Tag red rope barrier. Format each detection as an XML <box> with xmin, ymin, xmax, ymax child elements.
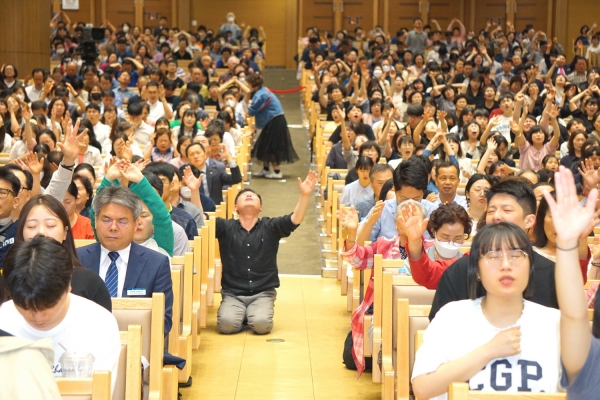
<box><xmin>266</xmin><ymin>86</ymin><xmax>306</xmax><ymax>94</ymax></box>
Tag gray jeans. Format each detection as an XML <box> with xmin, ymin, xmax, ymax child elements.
<box><xmin>217</xmin><ymin>289</ymin><xmax>277</xmax><ymax>334</ymax></box>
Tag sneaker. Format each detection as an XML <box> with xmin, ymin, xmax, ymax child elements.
<box><xmin>254</xmin><ymin>168</ymin><xmax>269</xmax><ymax>177</ymax></box>
<box><xmin>266</xmin><ymin>171</ymin><xmax>283</xmax><ymax>179</ymax></box>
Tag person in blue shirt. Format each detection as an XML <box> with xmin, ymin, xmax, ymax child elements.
<box><xmin>358</xmin><ymin>157</ymin><xmax>438</xmax><ymax>243</ymax></box>
<box><xmin>241</xmin><ymin>74</ymin><xmax>299</xmax><ymax>179</ymax></box>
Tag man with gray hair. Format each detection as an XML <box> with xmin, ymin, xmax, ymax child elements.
<box><xmin>76</xmin><ymin>185</ymin><xmax>174</xmax><ymax>335</ymax></box>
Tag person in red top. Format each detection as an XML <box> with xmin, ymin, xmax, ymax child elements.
<box><xmin>399</xmin><ymin>202</ymin><xmax>472</xmax><ymax>290</ymax></box>
<box><xmin>62</xmin><ymin>180</ymin><xmax>95</xmax><ymax>240</ymax></box>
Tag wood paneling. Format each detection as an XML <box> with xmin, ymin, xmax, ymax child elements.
<box><xmin>302</xmin><ymin>0</ymin><xmax>335</xmax><ymax>36</ymax></box>
<box><xmin>60</xmin><ymin>0</ymin><xmax>93</xmax><ymax>25</ymax></box>
<box><xmin>190</xmin><ymin>0</ymin><xmax>288</xmax><ymax>67</ymax></box>
<box><xmin>142</xmin><ymin>0</ymin><xmax>171</xmax><ymax>30</ymax></box>
<box><xmin>341</xmin><ymin>0</ymin><xmax>374</xmax><ymax>32</ymax></box>
<box><xmin>428</xmin><ymin>0</ymin><xmax>463</xmax><ymax>31</ymax></box>
<box><xmin>0</xmin><ymin>0</ymin><xmax>50</xmax><ymax>74</ymax></box>
<box><xmin>564</xmin><ymin>0</ymin><xmax>600</xmax><ymax>61</ymax></box>
<box><xmin>472</xmin><ymin>1</ymin><xmax>507</xmax><ymax>32</ymax></box>
<box><xmin>513</xmin><ymin>0</ymin><xmax>548</xmax><ymax>34</ymax></box>
<box><xmin>385</xmin><ymin>1</ymin><xmax>420</xmax><ymax>34</ymax></box>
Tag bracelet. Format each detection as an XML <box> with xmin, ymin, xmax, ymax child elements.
<box><xmin>555</xmin><ymin>243</ymin><xmax>579</xmax><ymax>251</ymax></box>
<box><xmin>60</xmin><ymin>162</ymin><xmax>75</xmax><ymax>171</ymax></box>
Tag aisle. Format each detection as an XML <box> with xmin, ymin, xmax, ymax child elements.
<box><xmin>180</xmin><ymin>275</ymin><xmax>381</xmax><ymax>399</ymax></box>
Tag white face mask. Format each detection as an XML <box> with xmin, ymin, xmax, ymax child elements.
<box><xmin>159</xmin><ymin>38</ymin><xmax>166</xmax><ymax>43</ymax></box>
<box><xmin>239</xmin><ymin>78</ymin><xmax>246</xmax><ymax>84</ymax></box>
<box><xmin>373</xmin><ymin>69</ymin><xmax>383</xmax><ymax>78</ymax></box>
<box><xmin>382</xmin><ymin>65</ymin><xmax>390</xmax><ymax>73</ymax></box>
<box><xmin>226</xmin><ymin>99</ymin><xmax>236</xmax><ymax>108</ymax></box>
<box><xmin>434</xmin><ymin>237</ymin><xmax>461</xmax><ymax>259</ymax></box>
<box><xmin>251</xmin><ymin>43</ymin><xmax>258</xmax><ymax>49</ymax></box>
<box><xmin>180</xmin><ymin>186</ymin><xmax>191</xmax><ymax>199</ymax></box>
<box><xmin>220</xmin><ymin>39</ymin><xmax>225</xmax><ymax>46</ymax></box>
<box><xmin>514</xmin><ymin>51</ymin><xmax>522</xmax><ymax>56</ymax></box>
<box><xmin>228</xmin><ymin>17</ymin><xmax>234</xmax><ymax>23</ymax></box>
<box><xmin>16</xmin><ymin>94</ymin><xmax>24</xmax><ymax>101</ymax></box>
<box><xmin>123</xmin><ymin>26</ymin><xmax>130</xmax><ymax>33</ymax></box>
<box><xmin>56</xmin><ymin>48</ymin><xmax>65</xmax><ymax>55</ymax></box>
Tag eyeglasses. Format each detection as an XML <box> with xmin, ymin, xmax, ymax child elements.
<box><xmin>0</xmin><ymin>188</ymin><xmax>15</xmax><ymax>198</ymax></box>
<box><xmin>99</xmin><ymin>217</ymin><xmax>132</xmax><ymax>229</ymax></box>
<box><xmin>480</xmin><ymin>250</ymin><xmax>528</xmax><ymax>268</ymax></box>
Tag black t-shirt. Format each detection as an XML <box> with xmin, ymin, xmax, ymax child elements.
<box><xmin>327</xmin><ymin>123</ymin><xmax>376</xmax><ymax>144</ymax></box>
<box><xmin>174</xmin><ymin>51</ymin><xmax>192</xmax><ymax>60</ymax></box>
<box><xmin>205</xmin><ymin>98</ymin><xmax>221</xmax><ymax>111</ymax></box>
<box><xmin>429</xmin><ymin>251</ymin><xmax>558</xmax><ymax>321</ymax></box>
<box><xmin>170</xmin><ymin>77</ymin><xmax>185</xmax><ymax>89</ymax></box>
<box><xmin>571</xmin><ymin>110</ymin><xmax>594</xmax><ymax>133</ymax></box>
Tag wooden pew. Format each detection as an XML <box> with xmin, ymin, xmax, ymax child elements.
<box><xmin>114</xmin><ymin>325</ymin><xmax>142</xmax><ymax>400</ymax></box>
<box><xmin>372</xmin><ymin>255</ymin><xmax>435</xmax><ymax>384</ymax></box>
<box><xmin>169</xmin><ymin>252</ymin><xmax>194</xmax><ymax>384</ymax></box>
<box><xmin>56</xmin><ymin>370</ymin><xmax>111</xmax><ymax>400</ymax></box>
<box><xmin>448</xmin><ymin>382</ymin><xmax>566</xmax><ymax>399</ymax></box>
<box><xmin>111</xmin><ymin>293</ymin><xmax>167</xmax><ymax>400</ymax></box>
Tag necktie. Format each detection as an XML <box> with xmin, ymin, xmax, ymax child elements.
<box><xmin>559</xmin><ymin>67</ymin><xmax>565</xmax><ymax>75</ymax></box>
<box><xmin>105</xmin><ymin>252</ymin><xmax>120</xmax><ymax>298</ymax></box>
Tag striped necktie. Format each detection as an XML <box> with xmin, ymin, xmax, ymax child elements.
<box><xmin>105</xmin><ymin>251</ymin><xmax>120</xmax><ymax>298</ymax></box>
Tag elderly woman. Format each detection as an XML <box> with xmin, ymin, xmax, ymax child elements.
<box><xmin>398</xmin><ymin>202</ymin><xmax>472</xmax><ymax>290</ymax></box>
<box><xmin>339</xmin><ymin>199</ymin><xmax>430</xmax><ymax>377</ymax></box>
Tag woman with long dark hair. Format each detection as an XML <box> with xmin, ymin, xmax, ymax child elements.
<box><xmin>15</xmin><ymin>195</ymin><xmax>111</xmax><ymax>311</ymax></box>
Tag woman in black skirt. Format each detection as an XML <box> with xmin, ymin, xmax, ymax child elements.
<box><xmin>242</xmin><ymin>74</ymin><xmax>299</xmax><ymax>179</ymax></box>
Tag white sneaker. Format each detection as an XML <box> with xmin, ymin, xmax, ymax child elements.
<box><xmin>254</xmin><ymin>168</ymin><xmax>269</xmax><ymax>177</ymax></box>
<box><xmin>266</xmin><ymin>171</ymin><xmax>283</xmax><ymax>179</ymax></box>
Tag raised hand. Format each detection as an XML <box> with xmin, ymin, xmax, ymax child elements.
<box><xmin>182</xmin><ymin>166</ymin><xmax>201</xmax><ymax>191</ymax></box>
<box><xmin>298</xmin><ymin>170</ymin><xmax>318</xmax><ymax>196</ymax></box>
<box><xmin>338</xmin><ymin>206</ymin><xmax>359</xmax><ymax>231</ymax></box>
<box><xmin>509</xmin><ymin>120</ymin><xmax>522</xmax><ymax>135</ymax></box>
<box><xmin>396</xmin><ymin>202</ymin><xmax>429</xmax><ymax>243</ymax></box>
<box><xmin>117</xmin><ymin>160</ymin><xmax>144</xmax><ymax>183</ymax></box>
<box><xmin>437</xmin><ymin>110</ymin><xmax>447</xmax><ymax>122</ymax></box>
<box><xmin>134</xmin><ymin>157</ymin><xmax>150</xmax><ymax>171</ymax></box>
<box><xmin>486</xmin><ymin>138</ymin><xmax>498</xmax><ymax>151</ymax></box>
<box><xmin>24</xmin><ymin>152</ymin><xmax>43</xmax><ymax>175</ymax></box>
<box><xmin>578</xmin><ymin>158</ymin><xmax>600</xmax><ymax>192</ymax></box>
<box><xmin>105</xmin><ymin>157</ymin><xmax>122</xmax><ymax>182</ymax></box>
<box><xmin>56</xmin><ymin>118</ymin><xmax>83</xmax><ymax>165</ymax></box>
<box><xmin>544</xmin><ymin>166</ymin><xmax>599</xmax><ymax>247</ymax></box>
<box><xmin>367</xmin><ymin>200</ymin><xmax>385</xmax><ymax>224</ymax></box>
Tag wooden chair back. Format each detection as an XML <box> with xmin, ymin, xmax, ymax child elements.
<box><xmin>56</xmin><ymin>370</ymin><xmax>111</xmax><ymax>400</ymax></box>
<box><xmin>113</xmin><ymin>325</ymin><xmax>142</xmax><ymax>400</ymax></box>
<box><xmin>111</xmin><ymin>293</ymin><xmax>164</xmax><ymax>400</ymax></box>
<box><xmin>74</xmin><ymin>239</ymin><xmax>97</xmax><ymax>248</ymax></box>
<box><xmin>169</xmin><ymin>252</ymin><xmax>194</xmax><ymax>383</ymax></box>
<box><xmin>448</xmin><ymin>382</ymin><xmax>566</xmax><ymax>399</ymax></box>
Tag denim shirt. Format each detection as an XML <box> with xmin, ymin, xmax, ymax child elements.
<box><xmin>361</xmin><ymin>198</ymin><xmax>438</xmax><ymax>242</ymax></box>
<box><xmin>247</xmin><ymin>86</ymin><xmax>284</xmax><ymax>129</ymax></box>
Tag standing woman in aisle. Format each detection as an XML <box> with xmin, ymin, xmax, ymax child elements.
<box><xmin>241</xmin><ymin>74</ymin><xmax>299</xmax><ymax>179</ymax></box>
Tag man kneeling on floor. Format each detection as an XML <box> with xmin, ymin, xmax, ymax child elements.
<box><xmin>216</xmin><ymin>171</ymin><xmax>318</xmax><ymax>334</ymax></box>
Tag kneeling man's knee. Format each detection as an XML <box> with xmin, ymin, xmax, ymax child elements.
<box><xmin>248</xmin><ymin>316</ymin><xmax>273</xmax><ymax>334</ymax></box>
<box><xmin>217</xmin><ymin>315</ymin><xmax>244</xmax><ymax>334</ymax></box>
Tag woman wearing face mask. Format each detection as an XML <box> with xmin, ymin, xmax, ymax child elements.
<box><xmin>241</xmin><ymin>74</ymin><xmax>299</xmax><ymax>178</ymax></box>
<box><xmin>399</xmin><ymin>202</ymin><xmax>471</xmax><ymax>289</ymax></box>
<box><xmin>219</xmin><ymin>12</ymin><xmax>242</xmax><ymax>40</ymax></box>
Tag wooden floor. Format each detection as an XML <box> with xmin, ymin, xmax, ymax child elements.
<box><xmin>180</xmin><ymin>275</ymin><xmax>381</xmax><ymax>399</ymax></box>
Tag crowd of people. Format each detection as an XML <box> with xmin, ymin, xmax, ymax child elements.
<box><xmin>299</xmin><ymin>16</ymin><xmax>600</xmax><ymax>399</ymax></box>
<box><xmin>0</xmin><ymin>11</ymin><xmax>308</xmax><ymax>398</ymax></box>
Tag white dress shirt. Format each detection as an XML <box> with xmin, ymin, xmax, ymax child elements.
<box><xmin>93</xmin><ymin>121</ymin><xmax>111</xmax><ymax>145</ymax></box>
<box><xmin>25</xmin><ymin>85</ymin><xmax>44</xmax><ymax>102</ymax></box>
<box><xmin>147</xmin><ymin>100</ymin><xmax>172</xmax><ymax>123</ymax></box>
<box><xmin>99</xmin><ymin>244</ymin><xmax>131</xmax><ymax>297</ymax></box>
<box><xmin>134</xmin><ymin>121</ymin><xmax>154</xmax><ymax>150</ymax></box>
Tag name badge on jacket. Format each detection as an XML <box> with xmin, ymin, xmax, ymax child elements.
<box><xmin>127</xmin><ymin>288</ymin><xmax>147</xmax><ymax>296</ymax></box>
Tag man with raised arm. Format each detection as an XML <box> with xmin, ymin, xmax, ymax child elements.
<box><xmin>216</xmin><ymin>171</ymin><xmax>318</xmax><ymax>335</ymax></box>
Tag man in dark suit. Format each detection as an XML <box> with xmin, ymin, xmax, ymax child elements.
<box><xmin>186</xmin><ymin>142</ymin><xmax>242</xmax><ymax>204</ymax></box>
<box><xmin>76</xmin><ymin>184</ymin><xmax>174</xmax><ymax>335</ymax></box>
